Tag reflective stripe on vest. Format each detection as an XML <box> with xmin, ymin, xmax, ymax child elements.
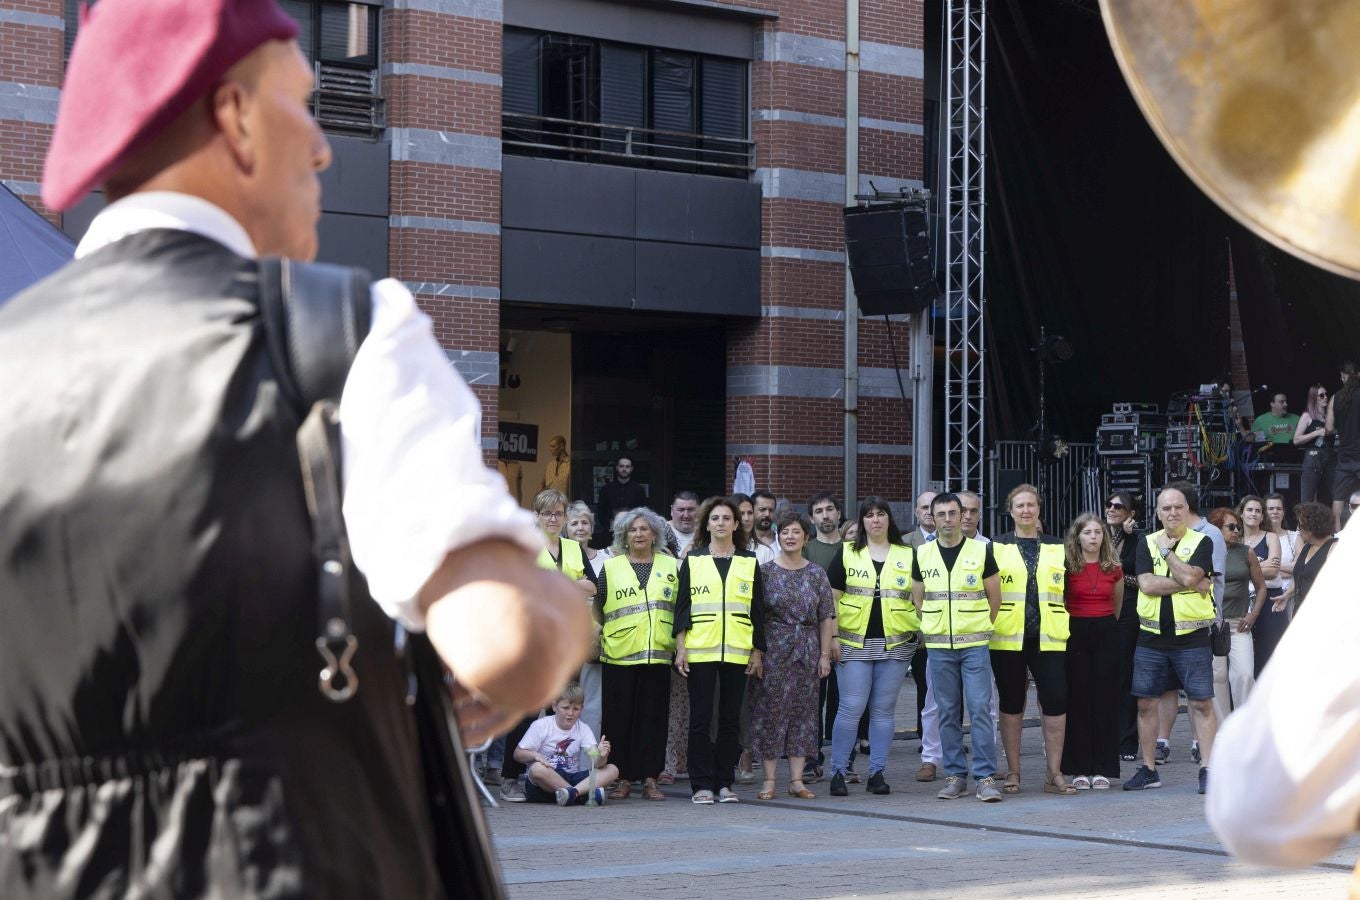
<box><xmin>990</xmin><ymin>541</ymin><xmax>1070</xmax><ymax>651</ymax></box>
<box><xmin>537</xmin><ymin>536</ymin><xmax>586</xmax><ymax>582</ymax></box>
<box><xmin>838</xmin><ymin>543</ymin><xmax>919</xmax><ymax>650</ymax></box>
<box><xmin>600</xmin><ymin>553</ymin><xmax>679</xmax><ymax>665</ymax></box>
<box><xmin>1135</xmin><ymin>529</ymin><xmax>1216</xmax><ymax>636</ymax></box>
<box><xmin>684</xmin><ymin>554</ymin><xmax>757</xmax><ymax>664</ymax></box>
<box><xmin>916</xmin><ymin>538</ymin><xmax>993</xmax><ymax>649</ymax></box>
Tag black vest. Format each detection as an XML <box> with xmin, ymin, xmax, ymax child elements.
<box><xmin>0</xmin><ymin>231</ymin><xmax>443</xmax><ymax>898</ymax></box>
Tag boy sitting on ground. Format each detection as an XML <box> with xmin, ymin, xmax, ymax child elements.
<box><xmin>514</xmin><ymin>682</ymin><xmax>618</xmax><ymax>806</ymax></box>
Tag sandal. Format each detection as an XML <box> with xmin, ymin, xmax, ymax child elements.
<box><xmin>1044</xmin><ymin>773</ymin><xmax>1077</xmax><ymax>795</ymax></box>
<box><xmin>1002</xmin><ymin>772</ymin><xmax>1021</xmax><ymax>795</ymax></box>
<box><xmin>757</xmin><ymin>779</ymin><xmax>776</xmax><ymax>801</ymax></box>
<box><xmin>691</xmin><ymin>789</ymin><xmax>715</xmax><ymax>804</ymax></box>
<box><xmin>657</xmin><ymin>772</ymin><xmax>675</xmax><ymax>786</ymax></box>
<box><xmin>787</xmin><ymin>780</ymin><xmax>815</xmax><ymax>800</ymax></box>
<box><xmin>608</xmin><ymin>780</ymin><xmax>631</xmax><ymax>800</ymax></box>
<box><xmin>641</xmin><ymin>778</ymin><xmax>666</xmax><ymax>801</ymax></box>
<box><xmin>1071</xmin><ymin>775</ymin><xmax>1092</xmax><ymax>791</ymax></box>
<box><xmin>1091</xmin><ymin>775</ymin><xmax>1111</xmax><ymax>790</ymax></box>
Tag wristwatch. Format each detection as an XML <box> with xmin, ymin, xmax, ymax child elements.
<box><xmin>1159</xmin><ymin>546</ymin><xmax>1172</xmax><ymax>559</ymax></box>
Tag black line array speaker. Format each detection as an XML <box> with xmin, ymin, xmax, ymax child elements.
<box><xmin>843</xmin><ymin>202</ymin><xmax>940</xmax><ymax>316</ymax></box>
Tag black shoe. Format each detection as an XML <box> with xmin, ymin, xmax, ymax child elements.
<box><xmin>1120</xmin><ymin>752</ymin><xmax>1137</xmax><ymax>762</ymax></box>
<box><xmin>867</xmin><ymin>771</ymin><xmax>890</xmax><ymax>795</ymax></box>
<box><xmin>830</xmin><ymin>771</ymin><xmax>848</xmax><ymax>796</ymax></box>
<box><xmin>1122</xmin><ymin>765</ymin><xmax>1162</xmax><ymax>791</ymax></box>
<box><xmin>1154</xmin><ymin>741</ymin><xmax>1170</xmax><ymax>764</ymax></box>
<box><xmin>1198</xmin><ymin>766</ymin><xmax>1208</xmax><ymax>795</ymax></box>
<box><xmin>1191</xmin><ymin>742</ymin><xmax>1202</xmax><ymax>765</ymax></box>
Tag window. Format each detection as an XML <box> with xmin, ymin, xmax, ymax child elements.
<box><xmin>282</xmin><ymin>1</ymin><xmax>384</xmax><ymax>138</ymax></box>
<box><xmin>65</xmin><ymin>2</ymin><xmax>384</xmax><ymax>139</ymax></box>
<box><xmin>502</xmin><ymin>28</ymin><xmax>751</xmax><ymax>177</ymax></box>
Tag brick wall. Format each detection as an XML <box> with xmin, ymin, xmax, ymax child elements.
<box><xmin>722</xmin><ymin>0</ymin><xmax>925</xmax><ymax>510</ymax></box>
<box><xmin>0</xmin><ymin>0</ymin><xmax>62</xmax><ymax>223</ymax></box>
<box><xmin>383</xmin><ymin>1</ymin><xmax>505</xmax><ymax>464</ymax></box>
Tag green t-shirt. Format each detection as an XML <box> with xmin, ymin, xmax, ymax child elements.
<box><xmin>1252</xmin><ymin>412</ymin><xmax>1299</xmax><ymax>444</ymax></box>
<box><xmin>803</xmin><ymin>537</ymin><xmax>843</xmax><ymax>573</ymax></box>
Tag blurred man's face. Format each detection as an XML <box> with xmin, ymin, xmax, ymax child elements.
<box><xmin>754</xmin><ymin>497</ymin><xmax>776</xmax><ymax>532</ymax></box>
<box><xmin>671</xmin><ymin>498</ymin><xmax>697</xmax><ymax>534</ymax></box>
<box><xmin>810</xmin><ymin>499</ymin><xmax>841</xmax><ymax>535</ymax></box>
<box><xmin>231</xmin><ymin>41</ymin><xmax>332</xmax><ymax>261</ymax></box>
<box><xmin>915</xmin><ymin>491</ymin><xmax>938</xmax><ymax>530</ymax></box>
<box><xmin>960</xmin><ymin>494</ymin><xmax>981</xmax><ymax>537</ymax></box>
<box><xmin>615</xmin><ymin>458</ymin><xmax>633</xmax><ymax>480</ymax></box>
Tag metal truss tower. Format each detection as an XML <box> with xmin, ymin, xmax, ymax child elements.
<box><xmin>941</xmin><ymin>0</ymin><xmax>987</xmax><ymax>491</ymax></box>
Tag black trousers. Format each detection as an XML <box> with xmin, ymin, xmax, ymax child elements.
<box><xmin>1116</xmin><ymin>601</ymin><xmax>1141</xmax><ymax>755</ymax></box>
<box><xmin>501</xmin><ymin>712</ymin><xmax>542</xmax><ymax>779</ymax></box>
<box><xmin>686</xmin><ymin>662</ymin><xmax>747</xmax><ymax>794</ymax></box>
<box><xmin>912</xmin><ymin>643</ymin><xmax>929</xmax><ymax>732</ymax></box>
<box><xmin>1061</xmin><ymin>615</ymin><xmax>1122</xmax><ymax>778</ymax></box>
<box><xmin>601</xmin><ymin>662</ymin><xmax>671</xmax><ymax>781</ymax></box>
<box><xmin>992</xmin><ymin>634</ymin><xmax>1067</xmax><ymax>716</ymax></box>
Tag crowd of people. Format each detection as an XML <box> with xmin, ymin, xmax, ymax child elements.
<box><xmin>487</xmin><ymin>465</ymin><xmax>1346</xmax><ymax>809</ymax></box>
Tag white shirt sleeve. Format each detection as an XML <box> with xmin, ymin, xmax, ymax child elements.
<box><xmin>514</xmin><ymin>717</ymin><xmax>546</xmax><ymax>755</ymax></box>
<box><xmin>339</xmin><ymin>278</ymin><xmax>541</xmax><ymax>630</ymax></box>
<box><xmin>1206</xmin><ymin>524</ymin><xmax>1360</xmax><ymax>866</ymax></box>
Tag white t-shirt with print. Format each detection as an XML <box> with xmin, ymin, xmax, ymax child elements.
<box><xmin>518</xmin><ymin>715</ymin><xmax>597</xmax><ymax>773</ymax></box>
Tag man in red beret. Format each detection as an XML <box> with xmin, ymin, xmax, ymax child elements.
<box><xmin>0</xmin><ymin>0</ymin><xmax>590</xmax><ymax>897</ymax></box>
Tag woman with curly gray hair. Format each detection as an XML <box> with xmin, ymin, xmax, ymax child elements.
<box><xmin>594</xmin><ymin>507</ymin><xmax>676</xmax><ymax>801</ymax></box>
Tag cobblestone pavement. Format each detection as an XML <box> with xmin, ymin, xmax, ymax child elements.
<box><xmin>486</xmin><ymin>690</ymin><xmax>1358</xmax><ymax>899</ymax></box>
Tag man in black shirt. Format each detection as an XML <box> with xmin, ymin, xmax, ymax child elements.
<box><xmin>1126</xmin><ymin>486</ymin><xmax>1216</xmax><ymax>794</ymax></box>
<box><xmin>596</xmin><ymin>456</ymin><xmax>648</xmax><ymax>544</ymax></box>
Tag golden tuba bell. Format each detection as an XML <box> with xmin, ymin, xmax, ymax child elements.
<box><xmin>1099</xmin><ymin>0</ymin><xmax>1360</xmax><ymax>279</ymax></box>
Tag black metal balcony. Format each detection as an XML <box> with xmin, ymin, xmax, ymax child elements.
<box><xmin>502</xmin><ymin>113</ymin><xmax>753</xmax><ymax>178</ymax></box>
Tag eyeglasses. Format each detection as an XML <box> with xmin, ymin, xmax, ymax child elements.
<box><xmin>1106</xmin><ymin>501</ymin><xmax>1125</xmax><ymax>510</ymax></box>
<box><xmin>1223</xmin><ymin>523</ymin><xmax>1241</xmax><ymax>531</ymax></box>
<box><xmin>538</xmin><ymin>510</ymin><xmax>565</xmax><ymax>520</ymax></box>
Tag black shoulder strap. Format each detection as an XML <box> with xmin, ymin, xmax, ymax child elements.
<box><xmin>257</xmin><ymin>257</ymin><xmax>373</xmax><ymax>416</ymax></box>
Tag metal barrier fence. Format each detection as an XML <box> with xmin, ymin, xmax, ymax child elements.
<box><xmin>986</xmin><ymin>441</ymin><xmax>1101</xmax><ymax>538</ymax></box>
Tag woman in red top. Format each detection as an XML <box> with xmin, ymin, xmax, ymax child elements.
<box><xmin>1059</xmin><ymin>512</ymin><xmax>1125</xmax><ymax>790</ymax></box>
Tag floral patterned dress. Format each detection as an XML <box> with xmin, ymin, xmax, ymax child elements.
<box><xmin>749</xmin><ymin>560</ymin><xmax>836</xmax><ymax>761</ymax></box>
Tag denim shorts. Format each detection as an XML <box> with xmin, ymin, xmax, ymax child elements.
<box><xmin>1131</xmin><ymin>644</ymin><xmax>1213</xmax><ymax>700</ymax></box>
<box><xmin>523</xmin><ymin>766</ymin><xmax>592</xmax><ymax>803</ymax></box>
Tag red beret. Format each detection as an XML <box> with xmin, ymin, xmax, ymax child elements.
<box><xmin>42</xmin><ymin>0</ymin><xmax>299</xmax><ymax>212</ymax></box>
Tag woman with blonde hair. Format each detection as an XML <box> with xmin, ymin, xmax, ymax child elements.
<box><xmin>1059</xmin><ymin>513</ymin><xmax>1124</xmax><ymax>790</ymax></box>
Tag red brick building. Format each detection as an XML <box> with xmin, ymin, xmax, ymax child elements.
<box><xmin>1</xmin><ymin>0</ymin><xmax>926</xmax><ymax>520</ymax></box>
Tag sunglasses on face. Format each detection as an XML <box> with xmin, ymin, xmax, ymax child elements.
<box><xmin>1223</xmin><ymin>523</ymin><xmax>1241</xmax><ymax>531</ymax></box>
<box><xmin>1106</xmin><ymin>502</ymin><xmax>1125</xmax><ymax>510</ymax></box>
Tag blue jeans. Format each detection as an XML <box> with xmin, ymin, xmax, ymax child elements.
<box><xmin>928</xmin><ymin>644</ymin><xmax>997</xmax><ymax>780</ymax></box>
<box><xmin>830</xmin><ymin>657</ymin><xmax>909</xmax><ymax>776</ymax></box>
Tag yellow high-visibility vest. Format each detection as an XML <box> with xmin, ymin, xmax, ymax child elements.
<box><xmin>684</xmin><ymin>554</ymin><xmax>758</xmax><ymax>664</ymax></box>
<box><xmin>990</xmin><ymin>540</ymin><xmax>1070</xmax><ymax>651</ymax></box>
<box><xmin>600</xmin><ymin>553</ymin><xmax>678</xmax><ymax>665</ymax></box>
<box><xmin>1136</xmin><ymin>530</ymin><xmax>1215</xmax><ymax>635</ymax></box>
<box><xmin>537</xmin><ymin>536</ymin><xmax>586</xmax><ymax>582</ymax></box>
<box><xmin>916</xmin><ymin>538</ymin><xmax>992</xmax><ymax>649</ymax></box>
<box><xmin>838</xmin><ymin>543</ymin><xmax>919</xmax><ymax>650</ymax></box>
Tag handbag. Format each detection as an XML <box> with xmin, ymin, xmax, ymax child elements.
<box><xmin>268</xmin><ymin>258</ymin><xmax>506</xmax><ymax>900</ymax></box>
<box><xmin>1209</xmin><ymin>620</ymin><xmax>1231</xmax><ymax>657</ymax></box>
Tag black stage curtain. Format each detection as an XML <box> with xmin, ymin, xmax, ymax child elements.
<box><xmin>983</xmin><ymin>0</ymin><xmax>1360</xmax><ymax>442</ymax></box>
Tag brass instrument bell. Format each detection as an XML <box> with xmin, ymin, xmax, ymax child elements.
<box><xmin>1100</xmin><ymin>0</ymin><xmax>1360</xmax><ymax>279</ymax></box>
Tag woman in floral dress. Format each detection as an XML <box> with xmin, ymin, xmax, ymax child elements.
<box><xmin>750</xmin><ymin>510</ymin><xmax>836</xmax><ymax>799</ymax></box>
